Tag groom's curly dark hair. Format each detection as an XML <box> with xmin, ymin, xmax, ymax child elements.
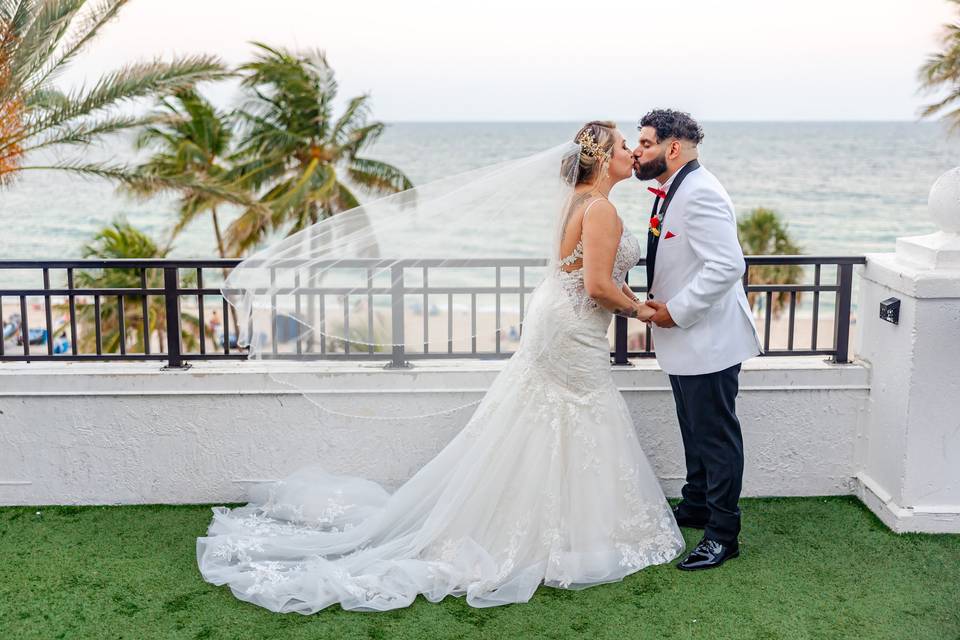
<box><xmin>639</xmin><ymin>109</ymin><xmax>704</xmax><ymax>145</ymax></box>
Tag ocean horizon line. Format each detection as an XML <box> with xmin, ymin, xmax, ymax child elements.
<box><xmin>383</xmin><ymin>118</ymin><xmax>935</xmax><ymax>125</ymax></box>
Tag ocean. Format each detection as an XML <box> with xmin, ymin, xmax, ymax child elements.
<box><xmin>0</xmin><ymin>121</ymin><xmax>953</xmax><ymax>261</ymax></box>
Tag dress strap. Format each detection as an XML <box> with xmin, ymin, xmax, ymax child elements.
<box><xmin>582</xmin><ymin>197</ymin><xmax>605</xmax><ymax>218</ymax></box>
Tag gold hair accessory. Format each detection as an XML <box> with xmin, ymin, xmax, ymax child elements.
<box><xmin>577</xmin><ymin>130</ymin><xmax>609</xmax><ymax>160</ymax></box>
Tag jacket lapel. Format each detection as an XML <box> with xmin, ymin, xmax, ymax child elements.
<box><xmin>645</xmin><ymin>159</ymin><xmax>701</xmax><ymax>297</ymax></box>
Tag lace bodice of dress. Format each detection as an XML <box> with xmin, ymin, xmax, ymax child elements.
<box><xmin>556</xmin><ymin>223</ymin><xmax>641</xmax><ymax>317</ymax></box>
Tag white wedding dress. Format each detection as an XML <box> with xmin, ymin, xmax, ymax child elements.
<box><xmin>196</xmin><ymin>219</ymin><xmax>684</xmax><ymax>613</ymax></box>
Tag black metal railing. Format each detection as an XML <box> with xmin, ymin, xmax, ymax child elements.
<box><xmin>0</xmin><ymin>256</ymin><xmax>865</xmax><ymax>368</ymax></box>
<box><xmin>614</xmin><ymin>255</ymin><xmax>866</xmax><ymax>365</ymax></box>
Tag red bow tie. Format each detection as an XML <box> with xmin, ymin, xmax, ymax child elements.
<box><xmin>648</xmin><ymin>187</ymin><xmax>667</xmax><ymax>199</ymax></box>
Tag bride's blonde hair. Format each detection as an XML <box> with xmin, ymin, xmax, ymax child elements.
<box><xmin>562</xmin><ymin>120</ymin><xmax>617</xmax><ymax>186</ymax></box>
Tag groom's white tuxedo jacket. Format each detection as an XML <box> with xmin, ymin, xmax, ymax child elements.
<box><xmin>649</xmin><ymin>164</ymin><xmax>762</xmax><ymax>376</ymax></box>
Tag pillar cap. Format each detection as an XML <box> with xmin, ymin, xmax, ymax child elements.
<box><xmin>894</xmin><ymin>168</ymin><xmax>960</xmax><ymax>269</ymax></box>
<box><xmin>929</xmin><ymin>167</ymin><xmax>960</xmax><ymax>234</ymax></box>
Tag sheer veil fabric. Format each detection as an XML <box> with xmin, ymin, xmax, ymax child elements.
<box><xmin>223</xmin><ymin>143</ymin><xmax>583</xmax><ymax>363</ymax></box>
<box><xmin>196</xmin><ymin>141</ymin><xmax>684</xmax><ymax>613</ymax></box>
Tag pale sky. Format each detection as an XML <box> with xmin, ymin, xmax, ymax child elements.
<box><xmin>60</xmin><ymin>0</ymin><xmax>957</xmax><ymax>121</ymax></box>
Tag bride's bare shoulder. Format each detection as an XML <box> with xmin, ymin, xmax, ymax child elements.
<box><xmin>580</xmin><ymin>198</ymin><xmax>619</xmax><ymax>231</ymax></box>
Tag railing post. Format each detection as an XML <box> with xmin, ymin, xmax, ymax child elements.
<box><xmin>613</xmin><ymin>272</ymin><xmax>630</xmax><ymax>366</ymax></box>
<box><xmin>613</xmin><ymin>315</ymin><xmax>629</xmax><ymax>365</ymax></box>
<box><xmin>832</xmin><ymin>263</ymin><xmax>854</xmax><ymax>364</ymax></box>
<box><xmin>386</xmin><ymin>263</ymin><xmax>410</xmax><ymax>369</ymax></box>
<box><xmin>163</xmin><ymin>267</ymin><xmax>187</xmax><ymax>369</ymax></box>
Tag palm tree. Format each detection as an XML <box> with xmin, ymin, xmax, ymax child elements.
<box><xmin>69</xmin><ymin>219</ymin><xmax>200</xmax><ymax>353</ymax></box>
<box><xmin>225</xmin><ymin>43</ymin><xmax>414</xmax><ymax>254</ymax></box>
<box><xmin>738</xmin><ymin>208</ymin><xmax>803</xmax><ymax>318</ymax></box>
<box><xmin>0</xmin><ymin>0</ymin><xmax>230</xmax><ymax>188</ymax></box>
<box><xmin>919</xmin><ymin>0</ymin><xmax>960</xmax><ymax>127</ymax></box>
<box><xmin>126</xmin><ymin>88</ymin><xmax>246</xmax><ymax>261</ymax></box>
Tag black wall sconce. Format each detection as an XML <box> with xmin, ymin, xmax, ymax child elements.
<box><xmin>880</xmin><ymin>297</ymin><xmax>900</xmax><ymax>325</ymax></box>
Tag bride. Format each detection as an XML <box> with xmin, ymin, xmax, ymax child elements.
<box><xmin>196</xmin><ymin>121</ymin><xmax>685</xmax><ymax>613</ymax></box>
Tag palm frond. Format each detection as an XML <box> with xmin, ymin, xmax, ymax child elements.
<box><xmin>19</xmin><ymin>159</ymin><xmax>265</xmax><ymax>213</ymax></box>
<box><xmin>224</xmin><ymin>204</ymin><xmax>272</xmax><ymax>255</ymax></box>
<box><xmin>919</xmin><ymin>86</ymin><xmax>960</xmax><ymax>120</ymax></box>
<box><xmin>338</xmin><ymin>121</ymin><xmax>384</xmax><ymax>159</ymax></box>
<box><xmin>334</xmin><ymin>182</ymin><xmax>360</xmax><ymax>211</ymax></box>
<box><xmin>20</xmin><ymin>112</ymin><xmax>152</xmax><ymax>152</ymax></box>
<box><xmin>5</xmin><ymin>0</ymin><xmax>84</xmax><ymax>97</ymax></box>
<box><xmin>232</xmin><ymin>108</ymin><xmax>305</xmax><ymax>156</ymax></box>
<box><xmin>0</xmin><ymin>1</ymin><xmax>35</xmax><ymax>68</ymax></box>
<box><xmin>331</xmin><ymin>94</ymin><xmax>370</xmax><ymax>144</ymax></box>
<box><xmin>262</xmin><ymin>157</ymin><xmax>323</xmax><ymax>216</ymax></box>
<box><xmin>930</xmin><ymin>103</ymin><xmax>960</xmax><ymax>132</ymax></box>
<box><xmin>81</xmin><ymin>217</ymin><xmax>164</xmax><ymax>259</ymax></box>
<box><xmin>169</xmin><ymin>195</ymin><xmax>212</xmax><ymax>240</ymax></box>
<box><xmin>348</xmin><ymin>157</ymin><xmax>413</xmax><ymax>196</ymax></box>
<box><xmin>919</xmin><ymin>48</ymin><xmax>960</xmax><ymax>88</ymax></box>
<box><xmin>134</xmin><ymin>122</ymin><xmax>180</xmax><ymax>151</ymax></box>
<box><xmin>0</xmin><ymin>1</ymin><xmax>35</xmax><ymax>32</ymax></box>
<box><xmin>227</xmin><ymin>153</ymin><xmax>286</xmax><ymax>191</ymax></box>
<box><xmin>30</xmin><ymin>55</ymin><xmax>228</xmax><ymax>132</ymax></box>
<box><xmin>122</xmin><ymin>171</ymin><xmax>266</xmax><ymax>211</ymax></box>
<box><xmin>22</xmin><ymin>84</ymin><xmax>70</xmax><ymax>108</ymax></box>
<box><xmin>16</xmin><ymin>158</ymin><xmax>139</xmax><ymax>181</ymax></box>
<box><xmin>918</xmin><ymin>4</ymin><xmax>960</xmax><ymax>128</ymax></box>
<box><xmin>26</xmin><ymin>0</ymin><xmax>127</xmax><ymax>92</ymax></box>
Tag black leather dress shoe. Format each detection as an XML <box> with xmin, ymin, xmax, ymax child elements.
<box><xmin>677</xmin><ymin>538</ymin><xmax>739</xmax><ymax>571</ymax></box>
<box><xmin>672</xmin><ymin>506</ymin><xmax>707</xmax><ymax>529</ymax></box>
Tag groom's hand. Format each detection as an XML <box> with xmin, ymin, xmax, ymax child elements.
<box><xmin>645</xmin><ymin>300</ymin><xmax>677</xmax><ymax>328</ymax></box>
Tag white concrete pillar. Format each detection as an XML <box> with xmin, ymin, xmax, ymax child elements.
<box><xmin>855</xmin><ymin>168</ymin><xmax>960</xmax><ymax>533</ymax></box>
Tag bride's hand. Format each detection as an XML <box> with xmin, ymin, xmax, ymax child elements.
<box><xmin>615</xmin><ymin>301</ymin><xmax>656</xmax><ymax>321</ymax></box>
<box><xmin>636</xmin><ymin>302</ymin><xmax>656</xmax><ymax>323</ymax></box>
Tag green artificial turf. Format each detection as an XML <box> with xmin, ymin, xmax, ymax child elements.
<box><xmin>1</xmin><ymin>496</ymin><xmax>957</xmax><ymax>640</ymax></box>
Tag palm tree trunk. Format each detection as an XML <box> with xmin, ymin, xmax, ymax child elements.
<box><xmin>211</xmin><ymin>205</ymin><xmax>227</xmax><ymax>261</ymax></box>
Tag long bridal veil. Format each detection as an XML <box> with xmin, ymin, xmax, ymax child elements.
<box><xmin>222</xmin><ymin>141</ymin><xmax>582</xmax><ymax>416</ymax></box>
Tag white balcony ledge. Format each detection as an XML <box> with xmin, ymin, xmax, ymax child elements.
<box><xmin>0</xmin><ymin>356</ymin><xmax>869</xmax><ymax>507</ymax></box>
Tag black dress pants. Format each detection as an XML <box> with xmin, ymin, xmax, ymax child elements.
<box><xmin>668</xmin><ymin>362</ymin><xmax>744</xmax><ymax>545</ymax></box>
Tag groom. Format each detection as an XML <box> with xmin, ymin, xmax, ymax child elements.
<box><xmin>632</xmin><ymin>109</ymin><xmax>762</xmax><ymax>571</ymax></box>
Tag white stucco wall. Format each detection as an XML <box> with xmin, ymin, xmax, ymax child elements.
<box><xmin>0</xmin><ymin>357</ymin><xmax>868</xmax><ymax>506</ymax></box>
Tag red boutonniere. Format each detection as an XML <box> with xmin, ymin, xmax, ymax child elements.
<box><xmin>649</xmin><ymin>215</ymin><xmax>661</xmax><ymax>237</ymax></box>
<box><xmin>647</xmin><ymin>186</ymin><xmax>667</xmax><ymax>199</ymax></box>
